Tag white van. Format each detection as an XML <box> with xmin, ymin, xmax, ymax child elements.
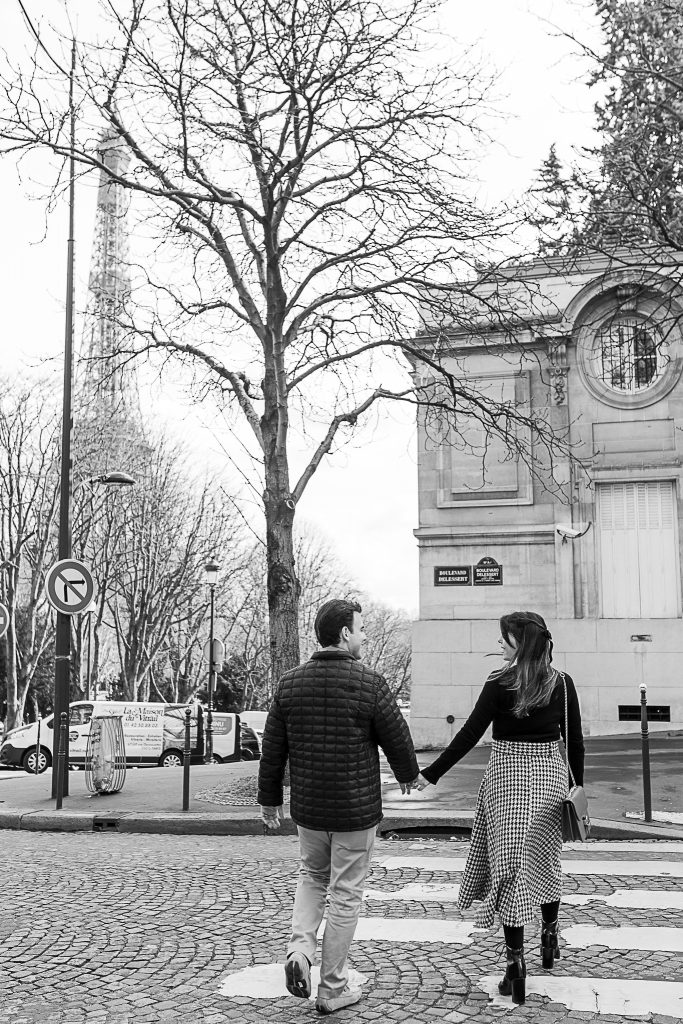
<box><xmin>0</xmin><ymin>701</ymin><xmax>241</xmax><ymax>773</ymax></box>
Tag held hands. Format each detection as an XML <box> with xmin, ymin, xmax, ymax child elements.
<box><xmin>400</xmin><ymin>772</ymin><xmax>432</xmax><ymax>795</ymax></box>
<box><xmin>260</xmin><ymin>804</ymin><xmax>284</xmax><ymax>830</ymax></box>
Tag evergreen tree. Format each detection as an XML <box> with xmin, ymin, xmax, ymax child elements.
<box><xmin>528</xmin><ymin>145</ymin><xmax>582</xmax><ymax>257</ymax></box>
<box><xmin>529</xmin><ymin>0</ymin><xmax>683</xmax><ymax>255</ymax></box>
<box><xmin>582</xmin><ymin>0</ymin><xmax>683</xmax><ymax>249</ymax></box>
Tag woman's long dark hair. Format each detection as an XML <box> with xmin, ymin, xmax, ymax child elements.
<box><xmin>492</xmin><ymin>611</ymin><xmax>559</xmax><ymax>718</ymax></box>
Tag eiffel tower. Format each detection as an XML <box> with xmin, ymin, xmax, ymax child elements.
<box><xmin>75</xmin><ymin>130</ymin><xmax>146</xmax><ymax>477</ymax></box>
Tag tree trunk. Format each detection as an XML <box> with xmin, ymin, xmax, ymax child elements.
<box><xmin>5</xmin><ymin>606</ymin><xmax>21</xmax><ymax>730</ymax></box>
<box><xmin>263</xmin><ymin>490</ymin><xmax>301</xmax><ymax>687</ymax></box>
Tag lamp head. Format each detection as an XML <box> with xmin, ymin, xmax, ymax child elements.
<box><xmin>204</xmin><ymin>558</ymin><xmax>220</xmax><ymax>586</ymax></box>
<box><xmin>93</xmin><ymin>471</ymin><xmax>136</xmax><ymax>487</ymax></box>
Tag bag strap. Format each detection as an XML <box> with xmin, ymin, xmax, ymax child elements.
<box><xmin>562</xmin><ymin>673</ymin><xmax>577</xmax><ymax>790</ymax></box>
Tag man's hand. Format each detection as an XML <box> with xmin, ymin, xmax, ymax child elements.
<box><xmin>400</xmin><ymin>772</ymin><xmax>431</xmax><ymax>795</ymax></box>
<box><xmin>400</xmin><ymin>772</ymin><xmax>431</xmax><ymax>794</ymax></box>
<box><xmin>260</xmin><ymin>804</ymin><xmax>283</xmax><ymax>830</ymax></box>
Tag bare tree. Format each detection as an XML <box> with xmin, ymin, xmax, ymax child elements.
<box><xmin>0</xmin><ymin>381</ymin><xmax>60</xmax><ymax>729</ymax></box>
<box><xmin>104</xmin><ymin>441</ymin><xmax>243</xmax><ymax>699</ymax></box>
<box><xmin>362</xmin><ymin>600</ymin><xmax>411</xmax><ymax>698</ymax></box>
<box><xmin>1</xmin><ymin>0</ymin><xmax>577</xmax><ymax>682</ymax></box>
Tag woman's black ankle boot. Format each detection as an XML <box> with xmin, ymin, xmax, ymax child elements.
<box><xmin>540</xmin><ymin>919</ymin><xmax>561</xmax><ymax>969</ymax></box>
<box><xmin>498</xmin><ymin>946</ymin><xmax>526</xmax><ymax>1004</ymax></box>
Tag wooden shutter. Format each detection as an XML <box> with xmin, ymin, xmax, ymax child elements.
<box><xmin>598</xmin><ymin>481</ymin><xmax>680</xmax><ymax>617</ymax></box>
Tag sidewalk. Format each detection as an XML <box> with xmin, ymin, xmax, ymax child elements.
<box><xmin>1</xmin><ymin>748</ymin><xmax>683</xmax><ymax>840</ymax></box>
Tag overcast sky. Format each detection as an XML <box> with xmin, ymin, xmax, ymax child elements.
<box><xmin>0</xmin><ymin>0</ymin><xmax>600</xmax><ymax>616</ymax></box>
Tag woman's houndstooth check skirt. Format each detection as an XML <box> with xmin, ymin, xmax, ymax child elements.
<box><xmin>458</xmin><ymin>739</ymin><xmax>567</xmax><ymax>928</ymax></box>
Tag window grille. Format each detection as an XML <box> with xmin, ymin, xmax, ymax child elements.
<box><xmin>599</xmin><ymin>317</ymin><xmax>661</xmax><ymax>393</ymax></box>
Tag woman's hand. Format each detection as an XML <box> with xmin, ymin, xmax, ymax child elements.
<box><xmin>408</xmin><ymin>772</ymin><xmax>432</xmax><ymax>792</ymax></box>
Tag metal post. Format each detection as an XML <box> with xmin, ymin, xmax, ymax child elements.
<box><xmin>86</xmin><ymin>611</ymin><xmax>92</xmax><ymax>702</ymax></box>
<box><xmin>52</xmin><ymin>39</ymin><xmax>77</xmax><ymax>800</ymax></box>
<box><xmin>640</xmin><ymin>683</ymin><xmax>653</xmax><ymax>823</ymax></box>
<box><xmin>182</xmin><ymin>707</ymin><xmax>192</xmax><ymax>811</ymax></box>
<box><xmin>55</xmin><ymin>712</ymin><xmax>68</xmax><ymax>810</ymax></box>
<box><xmin>205</xmin><ymin>584</ymin><xmax>215</xmax><ymax>763</ymax></box>
<box><xmin>35</xmin><ymin>719</ymin><xmax>41</xmax><ymax>776</ymax></box>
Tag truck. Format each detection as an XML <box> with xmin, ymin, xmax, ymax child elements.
<box><xmin>0</xmin><ymin>701</ymin><xmax>241</xmax><ymax>773</ymax></box>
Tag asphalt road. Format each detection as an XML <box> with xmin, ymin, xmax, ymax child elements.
<box><xmin>389</xmin><ymin>733</ymin><xmax>683</xmax><ymax>824</ymax></box>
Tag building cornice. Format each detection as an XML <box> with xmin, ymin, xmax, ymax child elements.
<box><xmin>414</xmin><ymin>525</ymin><xmax>556</xmax><ymax>546</ymax></box>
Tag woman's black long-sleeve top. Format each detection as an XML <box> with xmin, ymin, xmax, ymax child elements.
<box><xmin>421</xmin><ymin>672</ymin><xmax>585</xmax><ymax>787</ymax></box>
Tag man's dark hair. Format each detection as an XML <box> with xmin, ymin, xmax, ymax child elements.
<box><xmin>315</xmin><ymin>599</ymin><xmax>362</xmax><ymax>647</ymax></box>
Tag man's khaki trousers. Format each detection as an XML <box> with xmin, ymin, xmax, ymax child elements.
<box><xmin>288</xmin><ymin>824</ymin><xmax>376</xmax><ymax>999</ymax></box>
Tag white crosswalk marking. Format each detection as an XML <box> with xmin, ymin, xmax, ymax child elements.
<box><xmin>564</xmin><ymin>889</ymin><xmax>683</xmax><ymax>909</ymax></box>
<box><xmin>477</xmin><ymin>975</ymin><xmax>683</xmax><ymax>1016</ymax></box>
<box><xmin>365</xmin><ymin>882</ymin><xmax>461</xmax><ymax>902</ymax></box>
<box><xmin>377</xmin><ymin>855</ymin><xmax>683</xmax><ymax>877</ymax></box>
<box><xmin>323</xmin><ymin>917</ymin><xmax>477</xmax><ymax>944</ymax></box>
<box><xmin>564</xmin><ymin>925</ymin><xmax>683</xmax><ymax>952</ymax></box>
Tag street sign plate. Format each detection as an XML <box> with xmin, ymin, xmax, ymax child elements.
<box><xmin>45</xmin><ymin>559</ymin><xmax>96</xmax><ymax>615</ymax></box>
<box><xmin>0</xmin><ymin>601</ymin><xmax>8</xmax><ymax>639</ymax></box>
<box><xmin>203</xmin><ymin>638</ymin><xmax>225</xmax><ymax>668</ymax></box>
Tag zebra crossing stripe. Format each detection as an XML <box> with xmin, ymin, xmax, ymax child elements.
<box><xmin>478</xmin><ymin>975</ymin><xmax>683</xmax><ymax>1016</ymax></box>
<box><xmin>366</xmin><ymin>884</ymin><xmax>683</xmax><ymax>911</ymax></box>
<box><xmin>320</xmin><ymin>916</ymin><xmax>478</xmax><ymax>944</ymax></box>
<box><xmin>217</xmin><ymin>964</ymin><xmax>369</xmax><ymax>1000</ymax></box>
<box><xmin>365</xmin><ymin>883</ymin><xmax>461</xmax><ymax>903</ymax></box>
<box><xmin>564</xmin><ymin>924</ymin><xmax>683</xmax><ymax>952</ymax></box>
<box><xmin>564</xmin><ymin>889</ymin><xmax>683</xmax><ymax>909</ymax></box>
<box><xmin>377</xmin><ymin>855</ymin><xmax>683</xmax><ymax>878</ymax></box>
<box><xmin>409</xmin><ymin>841</ymin><xmax>683</xmax><ymax>853</ymax></box>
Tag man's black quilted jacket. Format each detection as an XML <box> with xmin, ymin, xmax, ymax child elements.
<box><xmin>257</xmin><ymin>649</ymin><xmax>419</xmax><ymax>831</ymax></box>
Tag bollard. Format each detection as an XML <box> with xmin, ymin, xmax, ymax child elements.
<box><xmin>35</xmin><ymin>719</ymin><xmax>41</xmax><ymax>777</ymax></box>
<box><xmin>55</xmin><ymin>712</ymin><xmax>68</xmax><ymax>810</ymax></box>
<box><xmin>640</xmin><ymin>683</ymin><xmax>653</xmax><ymax>823</ymax></box>
<box><xmin>182</xmin><ymin>707</ymin><xmax>192</xmax><ymax>812</ymax></box>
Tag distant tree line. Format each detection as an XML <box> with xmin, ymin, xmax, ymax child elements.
<box><xmin>0</xmin><ymin>373</ymin><xmax>411</xmax><ymax>729</ymax></box>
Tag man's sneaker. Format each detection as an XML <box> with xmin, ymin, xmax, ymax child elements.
<box><xmin>315</xmin><ymin>987</ymin><xmax>363</xmax><ymax>1014</ymax></box>
<box><xmin>284</xmin><ymin>952</ymin><xmax>311</xmax><ymax>998</ymax></box>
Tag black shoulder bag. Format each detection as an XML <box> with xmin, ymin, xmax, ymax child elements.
<box><xmin>561</xmin><ymin>675</ymin><xmax>591</xmax><ymax>842</ymax></box>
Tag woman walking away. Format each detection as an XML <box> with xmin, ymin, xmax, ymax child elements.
<box><xmin>417</xmin><ymin>611</ymin><xmax>584</xmax><ymax>1005</ymax></box>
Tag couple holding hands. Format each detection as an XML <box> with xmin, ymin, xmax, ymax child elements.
<box><xmin>258</xmin><ymin>600</ymin><xmax>584</xmax><ymax>1013</ymax></box>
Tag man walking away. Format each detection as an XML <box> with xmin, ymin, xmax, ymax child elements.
<box><xmin>258</xmin><ymin>598</ymin><xmax>420</xmax><ymax>1014</ymax></box>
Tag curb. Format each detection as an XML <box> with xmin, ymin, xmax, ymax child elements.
<box><xmin>2</xmin><ymin>807</ymin><xmax>683</xmax><ymax>840</ymax></box>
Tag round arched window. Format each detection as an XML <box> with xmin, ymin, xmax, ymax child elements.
<box><xmin>598</xmin><ymin>316</ymin><xmax>663</xmax><ymax>394</ymax></box>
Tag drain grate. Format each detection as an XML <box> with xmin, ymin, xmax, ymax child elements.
<box><xmin>93</xmin><ymin>818</ymin><xmax>120</xmax><ymax>832</ymax></box>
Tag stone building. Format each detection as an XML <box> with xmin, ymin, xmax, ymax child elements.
<box><xmin>411</xmin><ymin>251</ymin><xmax>683</xmax><ymax>745</ymax></box>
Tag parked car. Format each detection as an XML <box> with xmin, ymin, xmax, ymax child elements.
<box><xmin>240</xmin><ymin>722</ymin><xmax>261</xmax><ymax>760</ymax></box>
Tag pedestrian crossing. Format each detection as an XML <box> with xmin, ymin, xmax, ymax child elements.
<box><xmin>218</xmin><ymin>838</ymin><xmax>683</xmax><ymax>1019</ymax></box>
<box><xmin>364</xmin><ymin>839</ymin><xmax>683</xmax><ymax>1017</ymax></box>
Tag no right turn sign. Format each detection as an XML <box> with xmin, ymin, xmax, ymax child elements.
<box><xmin>45</xmin><ymin>560</ymin><xmax>96</xmax><ymax>615</ymax></box>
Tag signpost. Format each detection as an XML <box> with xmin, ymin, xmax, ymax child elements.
<box><xmin>0</xmin><ymin>601</ymin><xmax>9</xmax><ymax>640</ymax></box>
<box><xmin>46</xmin><ymin>560</ymin><xmax>95</xmax><ymax>615</ymax></box>
<box><xmin>46</xmin><ymin>558</ymin><xmax>95</xmax><ymax>800</ymax></box>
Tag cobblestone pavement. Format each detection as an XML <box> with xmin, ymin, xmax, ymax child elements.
<box><xmin>1</xmin><ymin>831</ymin><xmax>682</xmax><ymax>1024</ymax></box>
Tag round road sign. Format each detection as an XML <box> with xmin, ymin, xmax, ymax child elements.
<box><xmin>0</xmin><ymin>602</ymin><xmax>8</xmax><ymax>639</ymax></box>
<box><xmin>45</xmin><ymin>559</ymin><xmax>96</xmax><ymax>615</ymax></box>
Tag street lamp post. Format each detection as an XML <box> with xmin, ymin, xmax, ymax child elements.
<box><xmin>204</xmin><ymin>559</ymin><xmax>219</xmax><ymax>763</ymax></box>
<box><xmin>51</xmin><ymin>39</ymin><xmax>78</xmax><ymax>801</ymax></box>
